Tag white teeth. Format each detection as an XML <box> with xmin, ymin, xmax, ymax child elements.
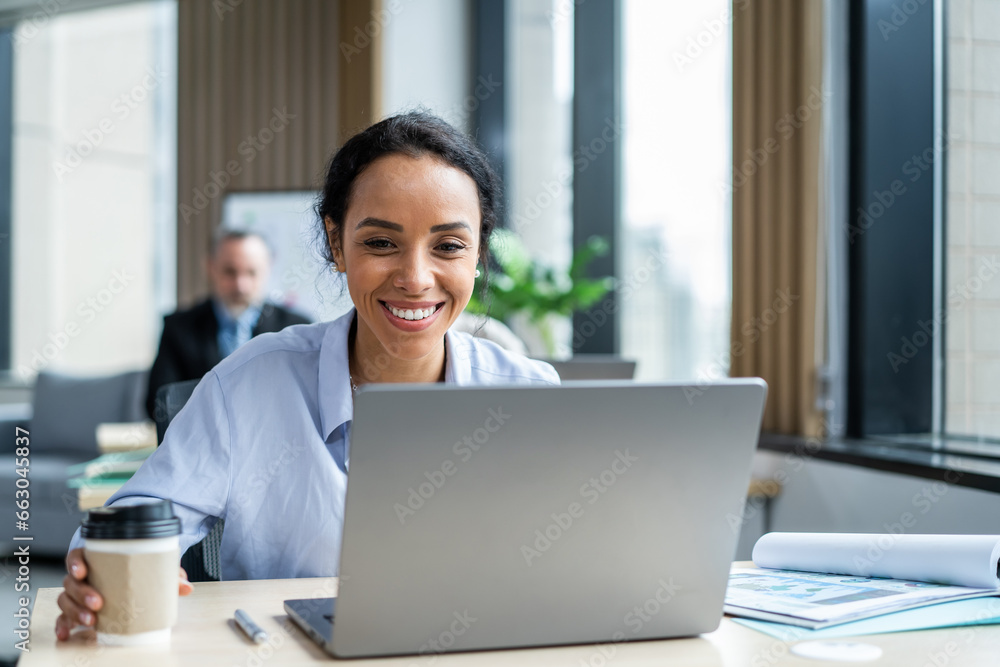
<box><xmin>389</xmin><ymin>305</ymin><xmax>436</xmax><ymax>321</ymax></box>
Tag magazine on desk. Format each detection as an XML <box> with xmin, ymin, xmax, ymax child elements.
<box><xmin>725</xmin><ymin>533</ymin><xmax>1000</xmax><ymax>629</ymax></box>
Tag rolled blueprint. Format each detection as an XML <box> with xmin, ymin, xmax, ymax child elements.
<box><xmin>752</xmin><ymin>533</ymin><xmax>1000</xmax><ymax>590</ymax></box>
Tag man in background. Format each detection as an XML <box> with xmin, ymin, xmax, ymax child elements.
<box><xmin>145</xmin><ymin>230</ymin><xmax>311</xmax><ymax>419</ymax></box>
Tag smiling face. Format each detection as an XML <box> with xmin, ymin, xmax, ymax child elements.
<box><xmin>326</xmin><ymin>152</ymin><xmax>481</xmax><ymax>380</ymax></box>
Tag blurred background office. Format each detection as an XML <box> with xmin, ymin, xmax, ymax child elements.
<box><xmin>1</xmin><ymin>0</ymin><xmax>733</xmax><ymax>383</ymax></box>
<box><xmin>2</xmin><ymin>2</ymin><xmax>1000</xmax><ymax>664</ymax></box>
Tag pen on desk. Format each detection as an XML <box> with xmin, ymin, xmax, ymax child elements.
<box><xmin>235</xmin><ymin>608</ymin><xmax>268</xmax><ymax>643</ymax></box>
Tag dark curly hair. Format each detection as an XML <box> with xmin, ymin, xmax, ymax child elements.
<box><xmin>316</xmin><ymin>111</ymin><xmax>501</xmax><ymax>269</ymax></box>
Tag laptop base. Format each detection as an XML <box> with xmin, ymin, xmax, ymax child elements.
<box><xmin>284</xmin><ymin>597</ymin><xmax>336</xmax><ymax>654</ymax></box>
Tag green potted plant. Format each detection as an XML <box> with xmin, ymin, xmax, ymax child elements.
<box><xmin>466</xmin><ymin>229</ymin><xmax>614</xmax><ymax>357</ymax></box>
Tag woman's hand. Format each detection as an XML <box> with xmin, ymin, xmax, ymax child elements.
<box><xmin>55</xmin><ymin>547</ymin><xmax>194</xmax><ymax>641</ymax></box>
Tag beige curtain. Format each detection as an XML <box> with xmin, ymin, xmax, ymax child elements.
<box><xmin>176</xmin><ymin>0</ymin><xmax>381</xmax><ymax>305</ymax></box>
<box><xmin>731</xmin><ymin>0</ymin><xmax>826</xmax><ymax>438</ymax></box>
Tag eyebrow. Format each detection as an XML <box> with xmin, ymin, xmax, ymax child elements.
<box><xmin>354</xmin><ymin>218</ymin><xmax>473</xmax><ymax>234</ymax></box>
<box><xmin>430</xmin><ymin>221</ymin><xmax>473</xmax><ymax>233</ymax></box>
<box><xmin>355</xmin><ymin>218</ymin><xmax>403</xmax><ymax>232</ymax></box>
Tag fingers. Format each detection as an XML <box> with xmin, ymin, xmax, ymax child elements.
<box><xmin>55</xmin><ymin>611</ymin><xmax>72</xmax><ymax>641</ymax></box>
<box><xmin>55</xmin><ymin>548</ymin><xmax>103</xmax><ymax>642</ymax></box>
<box><xmin>65</xmin><ymin>547</ymin><xmax>88</xmax><ymax>581</ymax></box>
<box><xmin>179</xmin><ymin>567</ymin><xmax>193</xmax><ymax>596</ymax></box>
<box><xmin>55</xmin><ymin>588</ymin><xmax>94</xmax><ymax>643</ymax></box>
<box><xmin>57</xmin><ymin>585</ymin><xmax>94</xmax><ymax>624</ymax></box>
<box><xmin>63</xmin><ymin>548</ymin><xmax>102</xmax><ymax>610</ymax></box>
<box><xmin>62</xmin><ymin>571</ymin><xmax>103</xmax><ymax>614</ymax></box>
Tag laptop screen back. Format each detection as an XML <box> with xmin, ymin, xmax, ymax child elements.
<box><xmin>332</xmin><ymin>379</ymin><xmax>766</xmax><ymax>658</ymax></box>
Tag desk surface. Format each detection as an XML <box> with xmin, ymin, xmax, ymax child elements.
<box><xmin>24</xmin><ymin>575</ymin><xmax>1000</xmax><ymax>666</ymax></box>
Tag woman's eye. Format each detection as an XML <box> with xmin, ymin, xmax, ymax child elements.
<box><xmin>438</xmin><ymin>242</ymin><xmax>467</xmax><ymax>253</ymax></box>
<box><xmin>363</xmin><ymin>238</ymin><xmax>394</xmax><ymax>250</ymax></box>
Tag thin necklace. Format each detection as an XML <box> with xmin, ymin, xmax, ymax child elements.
<box><xmin>349</xmin><ymin>374</ymin><xmax>359</xmax><ymax>393</ymax></box>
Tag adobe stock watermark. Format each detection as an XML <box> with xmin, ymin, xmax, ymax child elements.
<box><xmin>878</xmin><ymin>0</ymin><xmax>930</xmax><ymax>41</ymax></box>
<box><xmin>393</xmin><ymin>407</ymin><xmax>512</xmax><ymax>525</ymax></box>
<box><xmin>846</xmin><ymin>130</ymin><xmax>957</xmax><ymax>244</ymax></box>
<box><xmin>887</xmin><ymin>255</ymin><xmax>999</xmax><ymax>373</ymax></box>
<box><xmin>61</xmin><ymin>424</ymin><xmax>157</xmax><ymax>515</ymax></box>
<box><xmin>233</xmin><ymin>619</ymin><xmax>295</xmax><ymax>667</ymax></box>
<box><xmin>407</xmin><ymin>610</ymin><xmax>477</xmax><ymax>666</ymax></box>
<box><xmin>52</xmin><ymin>68</ymin><xmax>169</xmax><ymax>183</ymax></box>
<box><xmin>510</xmin><ymin>117</ymin><xmax>623</xmax><ymax>232</ymax></box>
<box><xmin>227</xmin><ymin>441</ymin><xmax>308</xmax><ymax>521</ymax></box>
<box><xmin>577</xmin><ymin>577</ymin><xmax>682</xmax><ymax>667</ymax></box>
<box><xmin>673</xmin><ymin>0</ymin><xmax>750</xmax><ymax>73</ymax></box>
<box><xmin>750</xmin><ymin>635</ymin><xmax>808</xmax><ymax>666</ymax></box>
<box><xmin>684</xmin><ymin>288</ymin><xmax>800</xmax><ymax>404</ymax></box>
<box><xmin>16</xmin><ymin>269</ymin><xmax>136</xmax><ymax>380</ymax></box>
<box><xmin>520</xmin><ymin>449</ymin><xmax>638</xmax><ymax>567</ymax></box>
<box><xmin>0</xmin><ymin>559</ymin><xmax>13</xmax><ymax>586</ymax></box>
<box><xmin>339</xmin><ymin>0</ymin><xmax>412</xmax><ymax>62</ymax></box>
<box><xmin>232</xmin><ymin>584</ymin><xmax>338</xmax><ymax>667</ymax></box>
<box><xmin>850</xmin><ymin>471</ymin><xmax>966</xmax><ymax>573</ymax></box>
<box><xmin>545</xmin><ymin>0</ymin><xmax>581</xmax><ymax>27</ymax></box>
<box><xmin>721</xmin><ymin>85</ymin><xmax>832</xmax><ymax>198</ymax></box>
<box><xmin>441</xmin><ymin>74</ymin><xmax>501</xmax><ymax>122</ymax></box>
<box><xmin>917</xmin><ymin>597</ymin><xmax>1000</xmax><ymax>667</ymax></box>
<box><xmin>556</xmin><ymin>248</ymin><xmax>670</xmax><ymax>358</ymax></box>
<box><xmin>211</xmin><ymin>0</ymin><xmax>241</xmax><ymax>19</ymax></box>
<box><xmin>727</xmin><ymin>419</ymin><xmax>837</xmax><ymax>535</ymax></box>
<box><xmin>49</xmin><ymin>596</ymin><xmax>152</xmax><ymax>662</ymax></box>
<box><xmin>179</xmin><ymin>106</ymin><xmax>297</xmax><ymax>224</ymax></box>
<box><xmin>8</xmin><ymin>0</ymin><xmax>71</xmax><ymax>51</ymax></box>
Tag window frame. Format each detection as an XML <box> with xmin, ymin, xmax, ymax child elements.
<box><xmin>571</xmin><ymin>0</ymin><xmax>620</xmax><ymax>355</ymax></box>
<box><xmin>846</xmin><ymin>0</ymin><xmax>941</xmax><ymax>439</ymax></box>
<box><xmin>0</xmin><ymin>27</ymin><xmax>11</xmax><ymax>372</ymax></box>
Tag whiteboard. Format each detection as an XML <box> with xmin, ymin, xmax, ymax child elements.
<box><xmin>221</xmin><ymin>191</ymin><xmax>353</xmax><ymax>323</ymax></box>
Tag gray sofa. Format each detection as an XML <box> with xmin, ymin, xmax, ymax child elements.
<box><xmin>0</xmin><ymin>370</ymin><xmax>148</xmax><ymax>557</ymax></box>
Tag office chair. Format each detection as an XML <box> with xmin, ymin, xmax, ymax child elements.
<box><xmin>154</xmin><ymin>379</ymin><xmax>224</xmax><ymax>583</ymax></box>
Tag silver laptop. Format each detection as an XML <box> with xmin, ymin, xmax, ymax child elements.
<box><xmin>285</xmin><ymin>379</ymin><xmax>767</xmax><ymax>659</ymax></box>
<box><xmin>544</xmin><ymin>355</ymin><xmax>637</xmax><ymax>381</ymax></box>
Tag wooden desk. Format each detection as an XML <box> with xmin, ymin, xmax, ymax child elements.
<box><xmin>24</xmin><ymin>575</ymin><xmax>1000</xmax><ymax>666</ymax></box>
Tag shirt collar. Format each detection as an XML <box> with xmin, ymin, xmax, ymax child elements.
<box><xmin>445</xmin><ymin>327</ymin><xmax>472</xmax><ymax>385</ymax></box>
<box><xmin>318</xmin><ymin>309</ymin><xmax>357</xmax><ymax>442</ymax></box>
<box><xmin>317</xmin><ymin>310</ymin><xmax>475</xmax><ymax>440</ymax></box>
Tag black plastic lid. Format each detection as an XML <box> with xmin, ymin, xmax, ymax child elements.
<box><xmin>81</xmin><ymin>499</ymin><xmax>181</xmax><ymax>539</ymax></box>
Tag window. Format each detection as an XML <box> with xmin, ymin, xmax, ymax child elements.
<box><xmin>945</xmin><ymin>0</ymin><xmax>1000</xmax><ymax>440</ymax></box>
<box><xmin>619</xmin><ymin>0</ymin><xmax>731</xmax><ymax>381</ymax></box>
<box><xmin>8</xmin><ymin>0</ymin><xmax>176</xmax><ymax>378</ymax></box>
<box><xmin>506</xmin><ymin>0</ymin><xmax>576</xmax><ymax>356</ymax></box>
<box><xmin>848</xmin><ymin>0</ymin><xmax>1000</xmax><ymax>448</ymax></box>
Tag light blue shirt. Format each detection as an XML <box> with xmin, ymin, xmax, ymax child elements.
<box><xmin>69</xmin><ymin>309</ymin><xmax>559</xmax><ymax>580</ymax></box>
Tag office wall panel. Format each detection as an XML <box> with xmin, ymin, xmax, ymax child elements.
<box><xmin>177</xmin><ymin>0</ymin><xmax>378</xmax><ymax>305</ymax></box>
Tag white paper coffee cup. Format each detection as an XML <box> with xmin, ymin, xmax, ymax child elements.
<box><xmin>81</xmin><ymin>500</ymin><xmax>181</xmax><ymax>645</ymax></box>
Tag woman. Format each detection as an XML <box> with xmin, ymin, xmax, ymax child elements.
<box><xmin>55</xmin><ymin>112</ymin><xmax>559</xmax><ymax>640</ymax></box>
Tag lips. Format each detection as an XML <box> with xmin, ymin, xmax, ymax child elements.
<box><xmin>379</xmin><ymin>300</ymin><xmax>446</xmax><ymax>331</ymax></box>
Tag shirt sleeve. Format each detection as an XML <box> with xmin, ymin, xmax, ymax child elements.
<box><xmin>68</xmin><ymin>371</ymin><xmax>232</xmax><ymax>557</ymax></box>
<box><xmin>534</xmin><ymin>360</ymin><xmax>561</xmax><ymax>385</ymax></box>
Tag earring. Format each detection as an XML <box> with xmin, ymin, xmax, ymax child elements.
<box><xmin>474</xmin><ymin>268</ymin><xmax>481</xmax><ymax>278</ymax></box>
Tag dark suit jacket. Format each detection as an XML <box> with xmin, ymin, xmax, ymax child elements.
<box><xmin>146</xmin><ymin>298</ymin><xmax>311</xmax><ymax>419</ymax></box>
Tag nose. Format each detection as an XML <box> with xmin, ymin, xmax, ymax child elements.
<box><xmin>394</xmin><ymin>249</ymin><xmax>435</xmax><ymax>294</ymax></box>
<box><xmin>235</xmin><ymin>273</ymin><xmax>255</xmax><ymax>296</ymax></box>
